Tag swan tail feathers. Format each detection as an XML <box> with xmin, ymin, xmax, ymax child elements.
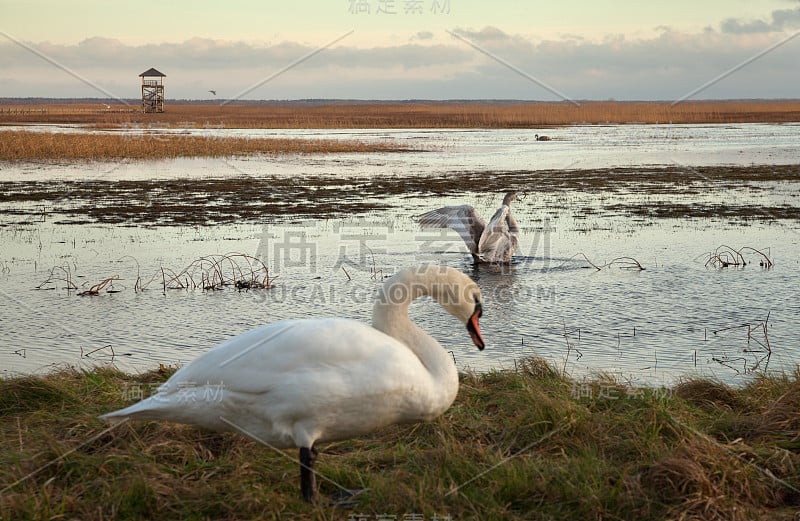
<box><xmin>99</xmin><ymin>396</ymin><xmax>175</xmax><ymax>423</ymax></box>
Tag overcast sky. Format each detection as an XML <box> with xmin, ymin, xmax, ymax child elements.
<box><xmin>1</xmin><ymin>0</ymin><xmax>799</xmax><ymax>100</ymax></box>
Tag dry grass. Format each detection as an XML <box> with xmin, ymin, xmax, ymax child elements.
<box><xmin>2</xmin><ymin>100</ymin><xmax>800</xmax><ymax>128</ymax></box>
<box><xmin>0</xmin><ymin>130</ymin><xmax>408</xmax><ymax>161</ymax></box>
<box><xmin>674</xmin><ymin>379</ymin><xmax>742</xmax><ymax>411</ymax></box>
<box><xmin>640</xmin><ymin>440</ymin><xmax>766</xmax><ymax>521</ymax></box>
<box><xmin>3</xmin><ymin>359</ymin><xmax>800</xmax><ymax>520</ymax></box>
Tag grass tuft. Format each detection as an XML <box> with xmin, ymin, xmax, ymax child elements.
<box><xmin>674</xmin><ymin>379</ymin><xmax>741</xmax><ymax>411</ymax></box>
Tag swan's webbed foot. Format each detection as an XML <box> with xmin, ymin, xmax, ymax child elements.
<box><xmin>300</xmin><ymin>446</ymin><xmax>367</xmax><ymax>506</ymax></box>
<box><xmin>328</xmin><ymin>488</ymin><xmax>369</xmax><ymax>507</ymax></box>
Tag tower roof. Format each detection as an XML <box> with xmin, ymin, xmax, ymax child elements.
<box><xmin>139</xmin><ymin>67</ymin><xmax>166</xmax><ymax>77</ymax></box>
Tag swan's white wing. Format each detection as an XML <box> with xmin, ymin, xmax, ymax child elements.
<box><xmin>415</xmin><ymin>205</ymin><xmax>486</xmax><ymax>254</ymax></box>
<box><xmin>101</xmin><ymin>318</ymin><xmax>433</xmax><ymax>447</ymax></box>
<box><xmin>477</xmin><ymin>205</ymin><xmax>520</xmax><ymax>263</ymax></box>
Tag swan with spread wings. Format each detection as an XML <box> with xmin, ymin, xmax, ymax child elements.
<box><xmin>416</xmin><ymin>192</ymin><xmax>520</xmax><ymax>263</ymax></box>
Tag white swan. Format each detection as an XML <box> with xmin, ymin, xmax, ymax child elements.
<box><xmin>415</xmin><ymin>192</ymin><xmax>520</xmax><ymax>263</ymax></box>
<box><xmin>100</xmin><ymin>264</ymin><xmax>485</xmax><ymax>503</ymax></box>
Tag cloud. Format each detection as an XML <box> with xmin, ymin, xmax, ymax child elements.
<box><xmin>442</xmin><ymin>29</ymin><xmax>800</xmax><ymax>100</ymax></box>
<box><xmin>721</xmin><ymin>7</ymin><xmax>800</xmax><ymax>34</ymax></box>
<box><xmin>451</xmin><ymin>26</ymin><xmax>512</xmax><ymax>43</ymax></box>
<box><xmin>1</xmin><ymin>26</ymin><xmax>799</xmax><ymax>100</ymax></box>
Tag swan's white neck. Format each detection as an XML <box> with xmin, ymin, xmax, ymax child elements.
<box><xmin>371</xmin><ymin>269</ymin><xmax>459</xmax><ymax>413</ymax></box>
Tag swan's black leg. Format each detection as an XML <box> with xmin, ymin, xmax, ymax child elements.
<box><xmin>300</xmin><ymin>446</ymin><xmax>319</xmax><ymax>503</ymax></box>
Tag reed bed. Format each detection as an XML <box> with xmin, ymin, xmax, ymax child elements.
<box><xmin>3</xmin><ymin>358</ymin><xmax>800</xmax><ymax>520</ymax></box>
<box><xmin>0</xmin><ymin>130</ymin><xmax>407</xmax><ymax>161</ymax></box>
<box><xmin>2</xmin><ymin>100</ymin><xmax>800</xmax><ymax>128</ymax></box>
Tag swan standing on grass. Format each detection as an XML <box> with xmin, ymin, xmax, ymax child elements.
<box><xmin>100</xmin><ymin>264</ymin><xmax>485</xmax><ymax>504</ymax></box>
<box><xmin>416</xmin><ymin>192</ymin><xmax>520</xmax><ymax>263</ymax></box>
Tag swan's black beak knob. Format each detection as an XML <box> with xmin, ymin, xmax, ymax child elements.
<box><xmin>467</xmin><ymin>301</ymin><xmax>485</xmax><ymax>350</ymax></box>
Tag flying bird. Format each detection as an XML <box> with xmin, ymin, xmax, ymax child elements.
<box><xmin>416</xmin><ymin>192</ymin><xmax>520</xmax><ymax>263</ymax></box>
<box><xmin>100</xmin><ymin>264</ymin><xmax>485</xmax><ymax>504</ymax></box>
<box><xmin>208</xmin><ymin>90</ymin><xmax>216</xmax><ymax>96</ymax></box>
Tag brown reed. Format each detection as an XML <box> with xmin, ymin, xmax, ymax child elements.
<box><xmin>155</xmin><ymin>253</ymin><xmax>275</xmax><ymax>292</ymax></box>
<box><xmin>0</xmin><ymin>130</ymin><xmax>408</xmax><ymax>161</ymax></box>
<box><xmin>704</xmin><ymin>245</ymin><xmax>773</xmax><ymax>269</ymax></box>
<box><xmin>77</xmin><ymin>276</ymin><xmax>121</xmax><ymax>296</ymax></box>
<box><xmin>2</xmin><ymin>100</ymin><xmax>800</xmax><ymax>129</ymax></box>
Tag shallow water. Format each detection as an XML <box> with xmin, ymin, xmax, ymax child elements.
<box><xmin>3</xmin><ymin>123</ymin><xmax>800</xmax><ymax>182</ymax></box>
<box><xmin>1</xmin><ymin>124</ymin><xmax>799</xmax><ymax>385</ymax></box>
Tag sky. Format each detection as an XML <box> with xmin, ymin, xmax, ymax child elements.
<box><xmin>1</xmin><ymin>0</ymin><xmax>799</xmax><ymax>100</ymax></box>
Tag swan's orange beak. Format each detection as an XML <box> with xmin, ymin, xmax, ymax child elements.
<box><xmin>466</xmin><ymin>302</ymin><xmax>485</xmax><ymax>350</ymax></box>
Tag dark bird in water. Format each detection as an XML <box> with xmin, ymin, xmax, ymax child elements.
<box><xmin>415</xmin><ymin>192</ymin><xmax>521</xmax><ymax>263</ymax></box>
<box><xmin>535</xmin><ymin>134</ymin><xmax>551</xmax><ymax>141</ymax></box>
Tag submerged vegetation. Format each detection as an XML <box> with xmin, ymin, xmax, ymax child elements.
<box><xmin>0</xmin><ymin>130</ymin><xmax>408</xmax><ymax>161</ymax></box>
<box><xmin>36</xmin><ymin>252</ymin><xmax>277</xmax><ymax>295</ymax></box>
<box><xmin>2</xmin><ymin>359</ymin><xmax>800</xmax><ymax>520</ymax></box>
<box><xmin>1</xmin><ymin>164</ymin><xmax>799</xmax><ymax>226</ymax></box>
<box><xmin>2</xmin><ymin>100</ymin><xmax>800</xmax><ymax>128</ymax></box>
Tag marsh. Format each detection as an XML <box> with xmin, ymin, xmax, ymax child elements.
<box><xmin>1</xmin><ymin>123</ymin><xmax>798</xmax><ymax>385</ymax></box>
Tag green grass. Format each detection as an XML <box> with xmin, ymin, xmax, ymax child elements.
<box><xmin>2</xmin><ymin>360</ymin><xmax>800</xmax><ymax>520</ymax></box>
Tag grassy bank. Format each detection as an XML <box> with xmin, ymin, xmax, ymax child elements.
<box><xmin>0</xmin><ymin>130</ymin><xmax>408</xmax><ymax>161</ymax></box>
<box><xmin>2</xmin><ymin>100</ymin><xmax>800</xmax><ymax>128</ymax></box>
<box><xmin>2</xmin><ymin>359</ymin><xmax>800</xmax><ymax>520</ymax></box>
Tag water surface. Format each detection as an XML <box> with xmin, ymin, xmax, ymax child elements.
<box><xmin>1</xmin><ymin>124</ymin><xmax>799</xmax><ymax>385</ymax></box>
